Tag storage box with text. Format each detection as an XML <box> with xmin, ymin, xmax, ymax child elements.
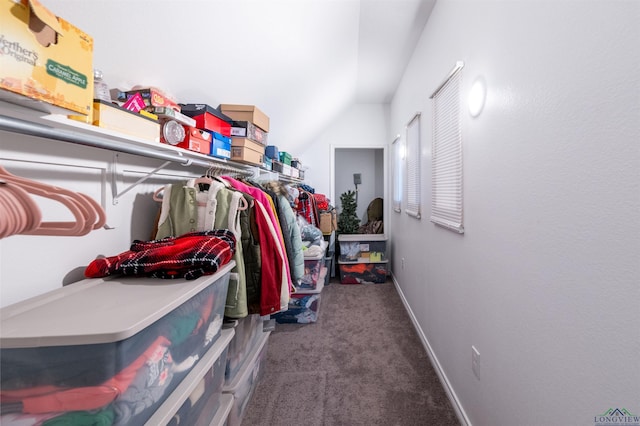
<box><xmin>0</xmin><ymin>0</ymin><xmax>93</xmax><ymax>115</ymax></box>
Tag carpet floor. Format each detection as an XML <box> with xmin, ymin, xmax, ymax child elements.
<box><xmin>240</xmin><ymin>278</ymin><xmax>460</xmax><ymax>426</ymax></box>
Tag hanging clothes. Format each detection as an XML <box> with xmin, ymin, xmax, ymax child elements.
<box><xmin>296</xmin><ymin>187</ymin><xmax>320</xmax><ymax>228</ymax></box>
<box><xmin>220</xmin><ymin>176</ymin><xmax>291</xmax><ymax>314</ymax></box>
<box><xmin>264</xmin><ymin>180</ymin><xmax>304</xmax><ymax>285</ymax></box>
<box><xmin>154</xmin><ymin>179</ymin><xmax>251</xmax><ymax>318</ymax></box>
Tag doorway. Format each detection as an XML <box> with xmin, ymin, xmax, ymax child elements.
<box><xmin>331</xmin><ymin>147</ymin><xmax>387</xmax><ymax>229</ymax></box>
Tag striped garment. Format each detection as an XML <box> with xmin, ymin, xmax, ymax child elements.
<box><xmin>85</xmin><ymin>230</ymin><xmax>236</xmax><ymax>280</ymax></box>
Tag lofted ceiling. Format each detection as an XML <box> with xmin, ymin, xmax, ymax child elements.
<box><xmin>42</xmin><ymin>0</ymin><xmax>435</xmax><ymax>154</ymax></box>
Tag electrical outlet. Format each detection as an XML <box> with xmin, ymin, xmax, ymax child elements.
<box><xmin>401</xmin><ymin>258</ymin><xmax>405</xmax><ymax>269</ymax></box>
<box><xmin>472</xmin><ymin>346</ymin><xmax>481</xmax><ymax>380</ymax></box>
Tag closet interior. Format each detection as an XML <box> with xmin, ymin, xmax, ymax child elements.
<box><xmin>0</xmin><ymin>102</ymin><xmax>330</xmax><ymax>426</ymax></box>
<box><xmin>0</xmin><ymin>1</ymin><xmax>342</xmax><ymax>424</ymax></box>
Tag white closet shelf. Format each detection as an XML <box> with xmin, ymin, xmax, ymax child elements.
<box><xmin>0</xmin><ymin>100</ymin><xmax>252</xmax><ymax>173</ymax></box>
<box><xmin>0</xmin><ymin>100</ymin><xmax>304</xmax><ymax>184</ymax></box>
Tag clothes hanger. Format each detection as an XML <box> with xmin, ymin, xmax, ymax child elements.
<box><xmin>78</xmin><ymin>192</ymin><xmax>107</xmax><ymax>230</ymax></box>
<box><xmin>0</xmin><ymin>165</ymin><xmax>106</xmax><ymax>233</ymax></box>
<box><xmin>3</xmin><ymin>181</ymin><xmax>42</xmax><ymax>235</ymax></box>
<box><xmin>0</xmin><ymin>186</ymin><xmax>19</xmax><ymax>238</ymax></box>
<box><xmin>153</xmin><ymin>186</ymin><xmax>165</xmax><ymax>202</ymax></box>
<box><xmin>0</xmin><ymin>166</ymin><xmax>88</xmax><ymax>236</ymax></box>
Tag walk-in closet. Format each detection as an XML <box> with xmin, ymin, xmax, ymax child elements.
<box><xmin>1</xmin><ymin>1</ymin><xmax>638</xmax><ymax>425</ymax></box>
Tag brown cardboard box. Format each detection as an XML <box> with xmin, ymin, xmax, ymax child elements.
<box><xmin>319</xmin><ymin>211</ymin><xmax>337</xmax><ymax>234</ymax></box>
<box><xmin>231</xmin><ymin>137</ymin><xmax>265</xmax><ymax>154</ymax></box>
<box><xmin>0</xmin><ymin>0</ymin><xmax>93</xmax><ymax>115</ymax></box>
<box><xmin>219</xmin><ymin>104</ymin><xmax>270</xmax><ymax>132</ymax></box>
<box><xmin>231</xmin><ymin>146</ymin><xmax>263</xmax><ymax>166</ymax></box>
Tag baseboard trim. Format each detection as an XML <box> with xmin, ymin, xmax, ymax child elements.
<box><xmin>391</xmin><ymin>273</ymin><xmax>472</xmax><ymax>426</ymax></box>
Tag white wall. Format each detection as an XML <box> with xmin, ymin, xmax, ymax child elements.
<box><xmin>0</xmin><ymin>133</ymin><xmax>206</xmax><ymax>307</ymax></box>
<box><xmin>389</xmin><ymin>1</ymin><xmax>640</xmax><ymax>425</ymax></box>
<box><xmin>300</xmin><ymin>103</ymin><xmax>389</xmax><ymax>199</ymax></box>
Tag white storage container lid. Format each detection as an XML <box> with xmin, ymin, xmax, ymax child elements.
<box><xmin>337</xmin><ymin>259</ymin><xmax>389</xmax><ymax>265</ymax></box>
<box><xmin>337</xmin><ymin>234</ymin><xmax>387</xmax><ymax>242</ymax></box>
<box><xmin>0</xmin><ymin>261</ymin><xmax>235</xmax><ymax>348</ymax></box>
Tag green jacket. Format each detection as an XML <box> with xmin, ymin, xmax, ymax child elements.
<box><xmin>155</xmin><ymin>179</ymin><xmax>256</xmax><ymax>318</ymax></box>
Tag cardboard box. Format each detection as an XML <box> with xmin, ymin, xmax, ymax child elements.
<box><xmin>279</xmin><ymin>151</ymin><xmax>292</xmax><ymax>166</ymax></box>
<box><xmin>180</xmin><ymin>104</ymin><xmax>231</xmax><ymax>136</ymax></box>
<box><xmin>263</xmin><ymin>157</ymin><xmax>273</xmax><ymax>171</ymax></box>
<box><xmin>151</xmin><ymin>106</ymin><xmax>196</xmax><ymax>127</ymax></box>
<box><xmin>230</xmin><ymin>121</ymin><xmax>268</xmax><ymax>145</ymax></box>
<box><xmin>319</xmin><ymin>211</ymin><xmax>336</xmax><ymax>234</ymax></box>
<box><xmin>271</xmin><ymin>160</ymin><xmax>283</xmax><ymax>173</ymax></box>
<box><xmin>92</xmin><ymin>100</ymin><xmax>160</xmax><ymax>142</ymax></box>
<box><xmin>177</xmin><ymin>126</ymin><xmax>212</xmax><ymax>155</ymax></box>
<box><xmin>231</xmin><ymin>137</ymin><xmax>265</xmax><ymax>154</ymax></box>
<box><xmin>219</xmin><ymin>104</ymin><xmax>269</xmax><ymax>132</ymax></box>
<box><xmin>210</xmin><ymin>132</ymin><xmax>231</xmax><ymax>160</ymax></box>
<box><xmin>231</xmin><ymin>146</ymin><xmax>263</xmax><ymax>166</ymax></box>
<box><xmin>124</xmin><ymin>88</ymin><xmax>180</xmax><ymax>112</ymax></box>
<box><xmin>265</xmin><ymin>145</ymin><xmax>279</xmax><ymax>160</ymax></box>
<box><xmin>0</xmin><ymin>0</ymin><xmax>93</xmax><ymax>115</ymax></box>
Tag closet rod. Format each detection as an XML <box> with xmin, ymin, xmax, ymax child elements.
<box><xmin>0</xmin><ymin>114</ymin><xmax>239</xmax><ymax>171</ymax></box>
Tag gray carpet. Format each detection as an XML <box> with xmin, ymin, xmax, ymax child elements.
<box><xmin>241</xmin><ymin>278</ymin><xmax>460</xmax><ymax>426</ymax></box>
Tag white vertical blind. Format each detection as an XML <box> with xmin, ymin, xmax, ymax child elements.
<box><xmin>392</xmin><ymin>135</ymin><xmax>402</xmax><ymax>213</ymax></box>
<box><xmin>430</xmin><ymin>61</ymin><xmax>464</xmax><ymax>233</ymax></box>
<box><xmin>405</xmin><ymin>113</ymin><xmax>421</xmax><ymax>219</ymax></box>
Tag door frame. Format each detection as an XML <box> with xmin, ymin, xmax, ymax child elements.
<box><xmin>330</xmin><ymin>144</ymin><xmax>388</xmax><ymax>235</ymax></box>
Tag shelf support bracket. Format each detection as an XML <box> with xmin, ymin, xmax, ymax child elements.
<box><xmin>111</xmin><ymin>156</ymin><xmax>172</xmax><ymax>205</ymax></box>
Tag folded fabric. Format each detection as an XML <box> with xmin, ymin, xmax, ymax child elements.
<box><xmin>85</xmin><ymin>230</ymin><xmax>236</xmax><ymax>280</ymax></box>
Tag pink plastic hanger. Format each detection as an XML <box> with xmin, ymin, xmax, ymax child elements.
<box><xmin>0</xmin><ymin>166</ymin><xmax>89</xmax><ymax>236</ymax></box>
<box><xmin>0</xmin><ymin>182</ymin><xmax>43</xmax><ymax>238</ymax></box>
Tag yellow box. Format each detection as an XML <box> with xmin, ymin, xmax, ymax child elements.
<box><xmin>0</xmin><ymin>0</ymin><xmax>93</xmax><ymax>115</ymax></box>
<box><xmin>93</xmin><ymin>101</ymin><xmax>160</xmax><ymax>142</ymax></box>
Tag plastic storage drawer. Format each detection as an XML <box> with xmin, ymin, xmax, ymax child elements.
<box><xmin>209</xmin><ymin>394</ymin><xmax>234</xmax><ymax>426</ymax></box>
<box><xmin>0</xmin><ymin>262</ymin><xmax>235</xmax><ymax>426</ymax></box>
<box><xmin>145</xmin><ymin>328</ymin><xmax>234</xmax><ymax>426</ymax></box>
<box><xmin>338</xmin><ymin>234</ymin><xmax>387</xmax><ymax>262</ymax></box>
<box><xmin>223</xmin><ymin>314</ymin><xmax>263</xmax><ymax>385</ymax></box>
<box><xmin>222</xmin><ymin>331</ymin><xmax>271</xmax><ymax>426</ymax></box>
<box><xmin>273</xmin><ymin>293</ymin><xmax>322</xmax><ymax>324</ymax></box>
<box><xmin>299</xmin><ymin>250</ymin><xmax>325</xmax><ymax>290</ymax></box>
<box><xmin>338</xmin><ymin>260</ymin><xmax>388</xmax><ymax>284</ymax></box>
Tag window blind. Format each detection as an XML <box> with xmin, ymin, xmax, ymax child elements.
<box><xmin>392</xmin><ymin>135</ymin><xmax>402</xmax><ymax>213</ymax></box>
<box><xmin>430</xmin><ymin>61</ymin><xmax>464</xmax><ymax>233</ymax></box>
<box><xmin>405</xmin><ymin>113</ymin><xmax>421</xmax><ymax>219</ymax></box>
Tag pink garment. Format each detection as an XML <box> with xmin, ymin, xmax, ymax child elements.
<box><xmin>221</xmin><ymin>177</ymin><xmax>293</xmax><ymax>292</ymax></box>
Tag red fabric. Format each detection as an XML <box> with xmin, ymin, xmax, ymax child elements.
<box><xmin>85</xmin><ymin>230</ymin><xmax>235</xmax><ymax>280</ymax></box>
<box><xmin>313</xmin><ymin>193</ymin><xmax>329</xmax><ymax>211</ymax></box>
